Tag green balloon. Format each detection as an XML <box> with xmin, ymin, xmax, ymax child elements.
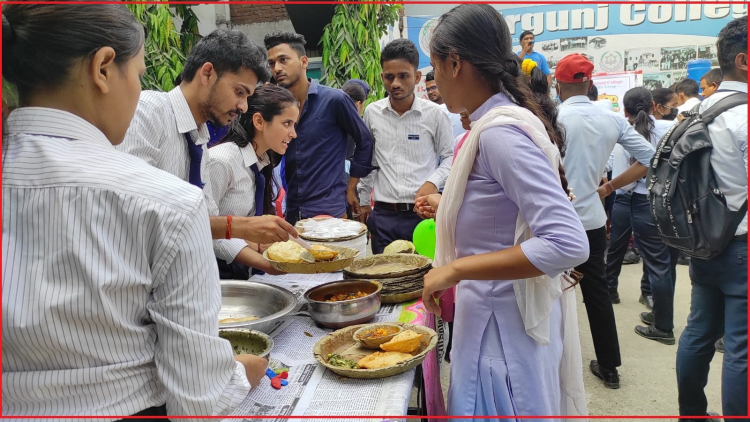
<box><xmin>412</xmin><ymin>218</ymin><xmax>436</xmax><ymax>259</ymax></box>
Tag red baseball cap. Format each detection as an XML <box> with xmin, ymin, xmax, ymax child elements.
<box><xmin>554</xmin><ymin>53</ymin><xmax>594</xmax><ymax>83</ymax></box>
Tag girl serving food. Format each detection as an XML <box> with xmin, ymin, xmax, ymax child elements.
<box><xmin>206</xmin><ymin>85</ymin><xmax>299</xmax><ymax>279</ymax></box>
<box><xmin>415</xmin><ymin>4</ymin><xmax>590</xmax><ymax>418</ymax></box>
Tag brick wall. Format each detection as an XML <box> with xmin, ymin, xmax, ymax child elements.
<box><xmin>230</xmin><ymin>2</ymin><xmax>289</xmax><ymax>25</ymax></box>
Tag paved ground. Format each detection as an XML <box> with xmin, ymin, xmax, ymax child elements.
<box><xmin>409</xmin><ymin>262</ymin><xmax>724</xmax><ymax>417</ymax></box>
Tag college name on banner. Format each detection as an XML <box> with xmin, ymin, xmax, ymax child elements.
<box><xmin>408</xmin><ymin>1</ymin><xmax>747</xmax><ymax>93</ymax></box>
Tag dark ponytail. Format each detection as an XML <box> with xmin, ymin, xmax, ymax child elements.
<box><xmin>430</xmin><ymin>5</ymin><xmax>568</xmax><ymax>195</ymax></box>
<box><xmin>220</xmin><ymin>85</ymin><xmax>299</xmax><ymax>215</ymax></box>
<box><xmin>623</xmin><ymin>87</ymin><xmax>655</xmax><ymax>142</ymax></box>
<box><xmin>2</xmin><ymin>5</ymin><xmax>144</xmax><ymax>105</ymax></box>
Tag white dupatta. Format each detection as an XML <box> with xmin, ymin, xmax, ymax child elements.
<box><xmin>434</xmin><ymin>105</ymin><xmax>588</xmax><ymax>418</ymax></box>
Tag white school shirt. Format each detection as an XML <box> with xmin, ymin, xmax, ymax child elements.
<box><xmin>2</xmin><ymin>107</ymin><xmax>250</xmax><ymax>419</ymax></box>
<box><xmin>674</xmin><ymin>96</ymin><xmax>701</xmax><ymax>121</ymax></box>
<box><xmin>358</xmin><ymin>96</ymin><xmax>453</xmax><ymax>205</ymax></box>
<box><xmin>117</xmin><ymin>87</ymin><xmax>212</xmax><ymax>188</ymax></box>
<box><xmin>558</xmin><ymin>95</ymin><xmax>656</xmax><ymax>230</ymax></box>
<box><xmin>700</xmin><ymin>81</ymin><xmax>748</xmax><ymax>235</ymax></box>
<box><xmin>116</xmin><ymin>87</ymin><xmax>248</xmax><ymax>262</ymax></box>
<box><xmin>610</xmin><ymin>116</ymin><xmax>674</xmax><ymax>195</ymax></box>
<box><xmin>205</xmin><ymin>142</ymin><xmax>271</xmax><ymax>262</ymax></box>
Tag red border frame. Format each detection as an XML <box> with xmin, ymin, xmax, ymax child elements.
<box><xmin>0</xmin><ymin>1</ymin><xmax>745</xmax><ymax>4</ymax></box>
<box><xmin>0</xmin><ymin>1</ymin><xmax>748</xmax><ymax>420</ymax></box>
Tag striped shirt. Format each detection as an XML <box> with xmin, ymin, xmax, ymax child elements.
<box><xmin>115</xmin><ymin>87</ymin><xmax>241</xmax><ymax>259</ymax></box>
<box><xmin>358</xmin><ymin>96</ymin><xmax>453</xmax><ymax>205</ymax></box>
<box><xmin>205</xmin><ymin>142</ymin><xmax>270</xmax><ymax>262</ymax></box>
<box><xmin>115</xmin><ymin>87</ymin><xmax>219</xmax><ymax>215</ymax></box>
<box><xmin>2</xmin><ymin>108</ymin><xmax>250</xmax><ymax>419</ymax></box>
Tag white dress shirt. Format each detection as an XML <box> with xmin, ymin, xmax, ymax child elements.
<box><xmin>2</xmin><ymin>108</ymin><xmax>250</xmax><ymax>419</ymax></box>
<box><xmin>610</xmin><ymin>116</ymin><xmax>674</xmax><ymax>195</ymax></box>
<box><xmin>116</xmin><ymin>87</ymin><xmax>245</xmax><ymax>261</ymax></box>
<box><xmin>700</xmin><ymin>81</ymin><xmax>748</xmax><ymax>235</ymax></box>
<box><xmin>358</xmin><ymin>96</ymin><xmax>453</xmax><ymax>205</ymax></box>
<box><xmin>558</xmin><ymin>96</ymin><xmax>656</xmax><ymax>230</ymax></box>
<box><xmin>205</xmin><ymin>142</ymin><xmax>270</xmax><ymax>262</ymax></box>
<box><xmin>675</xmin><ymin>96</ymin><xmax>702</xmax><ymax>121</ymax></box>
<box><xmin>117</xmin><ymin>87</ymin><xmax>212</xmax><ymax>191</ymax></box>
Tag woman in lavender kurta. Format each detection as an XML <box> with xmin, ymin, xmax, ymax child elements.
<box><xmin>415</xmin><ymin>5</ymin><xmax>589</xmax><ymax>419</ymax></box>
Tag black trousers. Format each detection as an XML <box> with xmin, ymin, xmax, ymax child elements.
<box><xmin>115</xmin><ymin>404</ymin><xmax>168</xmax><ymax>422</ymax></box>
<box><xmin>366</xmin><ymin>207</ymin><xmax>423</xmax><ymax>255</ymax></box>
<box><xmin>576</xmin><ymin>226</ymin><xmax>622</xmax><ymax>369</ymax></box>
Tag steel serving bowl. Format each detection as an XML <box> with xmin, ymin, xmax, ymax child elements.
<box><xmin>303</xmin><ymin>279</ymin><xmax>382</xmax><ymax>329</ymax></box>
<box><xmin>219</xmin><ymin>280</ymin><xmax>298</xmax><ymax>334</ymax></box>
<box><xmin>218</xmin><ymin>328</ymin><xmax>274</xmax><ymax>359</ymax></box>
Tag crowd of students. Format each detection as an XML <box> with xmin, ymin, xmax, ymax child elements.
<box><xmin>2</xmin><ymin>3</ymin><xmax>746</xmax><ymax>420</ymax></box>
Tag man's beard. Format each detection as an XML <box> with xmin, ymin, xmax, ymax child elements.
<box><xmin>277</xmin><ymin>71</ymin><xmax>301</xmax><ymax>89</ymax></box>
<box><xmin>203</xmin><ymin>85</ymin><xmax>233</xmax><ymax>126</ymax></box>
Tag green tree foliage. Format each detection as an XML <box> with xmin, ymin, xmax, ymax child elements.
<box><xmin>127</xmin><ymin>2</ymin><xmax>201</xmax><ymax>92</ymax></box>
<box><xmin>3</xmin><ymin>78</ymin><xmax>19</xmax><ymax>108</ymax></box>
<box><xmin>320</xmin><ymin>2</ymin><xmax>401</xmax><ymax>105</ymax></box>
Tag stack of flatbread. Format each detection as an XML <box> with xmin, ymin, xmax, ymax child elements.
<box><xmin>266</xmin><ymin>240</ymin><xmax>339</xmax><ymax>263</ymax></box>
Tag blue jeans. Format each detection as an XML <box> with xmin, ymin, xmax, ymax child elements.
<box><xmin>606</xmin><ymin>192</ymin><xmax>678</xmax><ymax>330</ymax></box>
<box><xmin>676</xmin><ymin>239</ymin><xmax>748</xmax><ymax>417</ymax></box>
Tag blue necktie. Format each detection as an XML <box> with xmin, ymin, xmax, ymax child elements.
<box><xmin>250</xmin><ymin>163</ymin><xmax>266</xmax><ymax>216</ymax></box>
<box><xmin>184</xmin><ymin>132</ymin><xmax>204</xmax><ymax>189</ymax></box>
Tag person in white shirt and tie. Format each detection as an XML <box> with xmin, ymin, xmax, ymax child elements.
<box><xmin>2</xmin><ymin>4</ymin><xmax>267</xmax><ymax>418</ymax></box>
<box><xmin>117</xmin><ymin>29</ymin><xmax>299</xmax><ymax>267</ymax></box>
<box><xmin>555</xmin><ymin>53</ymin><xmax>656</xmax><ymax>389</ymax></box>
<box><xmin>357</xmin><ymin>39</ymin><xmax>453</xmax><ymax>254</ymax></box>
<box><xmin>205</xmin><ymin>85</ymin><xmax>299</xmax><ymax>279</ymax></box>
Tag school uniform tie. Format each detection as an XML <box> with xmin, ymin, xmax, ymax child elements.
<box><xmin>184</xmin><ymin>132</ymin><xmax>204</xmax><ymax>189</ymax></box>
<box><xmin>250</xmin><ymin>163</ymin><xmax>266</xmax><ymax>216</ymax></box>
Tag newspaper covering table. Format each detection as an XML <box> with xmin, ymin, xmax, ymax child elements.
<box><xmin>226</xmin><ymin>272</ymin><xmax>438</xmax><ymax>422</ymax></box>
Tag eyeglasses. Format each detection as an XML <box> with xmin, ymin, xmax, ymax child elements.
<box><xmin>426</xmin><ymin>86</ymin><xmax>438</xmax><ymax>92</ymax></box>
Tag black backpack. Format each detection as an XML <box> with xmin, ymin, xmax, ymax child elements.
<box><xmin>646</xmin><ymin>93</ymin><xmax>747</xmax><ymax>260</ymax></box>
